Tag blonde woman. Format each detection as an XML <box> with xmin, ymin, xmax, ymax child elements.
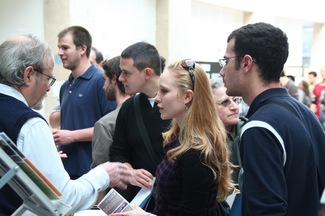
<box><xmin>111</xmin><ymin>59</ymin><xmax>233</xmax><ymax>216</ymax></box>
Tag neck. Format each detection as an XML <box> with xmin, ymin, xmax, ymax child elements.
<box><xmin>71</xmin><ymin>59</ymin><xmax>91</xmax><ymax>79</ymax></box>
<box><xmin>225</xmin><ymin>125</ymin><xmax>232</xmax><ymax>132</ymax></box>
<box><xmin>141</xmin><ymin>76</ymin><xmax>159</xmax><ymax>98</ymax></box>
<box><xmin>243</xmin><ymin>82</ymin><xmax>280</xmax><ymax>106</ymax></box>
<box><xmin>115</xmin><ymin>91</ymin><xmax>131</xmax><ymax>105</ymax></box>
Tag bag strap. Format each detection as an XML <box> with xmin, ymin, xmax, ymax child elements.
<box><xmin>134</xmin><ymin>94</ymin><xmax>159</xmax><ymax>166</ymax></box>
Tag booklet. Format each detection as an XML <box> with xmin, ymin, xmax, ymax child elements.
<box><xmin>98</xmin><ymin>188</ymin><xmax>134</xmax><ymax>214</ymax></box>
<box><xmin>98</xmin><ymin>178</ymin><xmax>156</xmax><ymax>214</ymax></box>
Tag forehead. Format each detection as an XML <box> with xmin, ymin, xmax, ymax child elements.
<box><xmin>58</xmin><ymin>33</ymin><xmax>74</xmax><ymax>45</ymax></box>
<box><xmin>160</xmin><ymin>69</ymin><xmax>175</xmax><ymax>85</ymax></box>
<box><xmin>120</xmin><ymin>58</ymin><xmax>136</xmax><ymax>70</ymax></box>
<box><xmin>43</xmin><ymin>61</ymin><xmax>55</xmax><ymax>74</ymax></box>
<box><xmin>225</xmin><ymin>38</ymin><xmax>236</xmax><ymax>54</ymax></box>
<box><xmin>213</xmin><ymin>86</ymin><xmax>227</xmax><ymax>97</ymax></box>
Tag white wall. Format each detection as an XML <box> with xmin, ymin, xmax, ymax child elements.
<box><xmin>0</xmin><ymin>0</ymin><xmax>44</xmax><ymax>42</ymax></box>
<box><xmin>69</xmin><ymin>0</ymin><xmax>157</xmax><ymax>59</ymax></box>
<box><xmin>0</xmin><ymin>0</ymin><xmax>324</xmax><ymax>119</ymax></box>
<box><xmin>191</xmin><ymin>1</ymin><xmax>243</xmax><ymax>62</ymax></box>
<box><xmin>0</xmin><ymin>0</ymin><xmax>45</xmax><ymax>115</ymax></box>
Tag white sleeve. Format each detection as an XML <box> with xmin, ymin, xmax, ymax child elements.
<box><xmin>17</xmin><ymin>117</ymin><xmax>110</xmax><ymax>213</ymax></box>
<box><xmin>51</xmin><ymin>98</ymin><xmax>61</xmax><ymax>112</ymax></box>
<box><xmin>321</xmin><ymin>189</ymin><xmax>325</xmax><ymax>204</ymax></box>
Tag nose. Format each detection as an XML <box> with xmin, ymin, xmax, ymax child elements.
<box><xmin>219</xmin><ymin>68</ymin><xmax>225</xmax><ymax>77</ymax></box>
<box><xmin>229</xmin><ymin>100</ymin><xmax>239</xmax><ymax>109</ymax></box>
<box><xmin>155</xmin><ymin>94</ymin><xmax>161</xmax><ymax>104</ymax></box>
<box><xmin>119</xmin><ymin>73</ymin><xmax>125</xmax><ymax>82</ymax></box>
<box><xmin>58</xmin><ymin>48</ymin><xmax>63</xmax><ymax>56</ymax></box>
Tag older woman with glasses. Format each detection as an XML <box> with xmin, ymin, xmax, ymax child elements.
<box><xmin>210</xmin><ymin>75</ymin><xmax>247</xmax><ymax>187</ymax></box>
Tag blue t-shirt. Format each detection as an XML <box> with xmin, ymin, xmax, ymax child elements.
<box><xmin>59</xmin><ymin>65</ymin><xmax>116</xmax><ymax>177</ymax></box>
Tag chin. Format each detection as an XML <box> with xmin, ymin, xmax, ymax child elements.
<box><xmin>160</xmin><ymin>114</ymin><xmax>169</xmax><ymax>120</ymax></box>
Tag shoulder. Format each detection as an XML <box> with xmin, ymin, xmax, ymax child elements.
<box><xmin>20</xmin><ymin>117</ymin><xmax>51</xmax><ymax>141</ymax></box>
<box><xmin>97</xmin><ymin>108</ymin><xmax>120</xmax><ymax>124</ymax></box>
<box><xmin>179</xmin><ymin>149</ymin><xmax>202</xmax><ymax>164</ymax></box>
<box><xmin>177</xmin><ymin>149</ymin><xmax>213</xmax><ymax>176</ymax></box>
<box><xmin>82</xmin><ymin>66</ymin><xmax>105</xmax><ymax>82</ymax></box>
<box><xmin>120</xmin><ymin>96</ymin><xmax>135</xmax><ymax>110</ymax></box>
<box><xmin>61</xmin><ymin>79</ymin><xmax>70</xmax><ymax>88</ymax></box>
<box><xmin>237</xmin><ymin>116</ymin><xmax>248</xmax><ymax>129</ymax></box>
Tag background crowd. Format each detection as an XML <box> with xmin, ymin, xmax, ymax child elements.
<box><xmin>1</xmin><ymin>22</ymin><xmax>325</xmax><ymax>216</ymax></box>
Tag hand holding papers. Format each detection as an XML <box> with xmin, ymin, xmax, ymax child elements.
<box><xmin>98</xmin><ymin>178</ymin><xmax>156</xmax><ymax>214</ymax></box>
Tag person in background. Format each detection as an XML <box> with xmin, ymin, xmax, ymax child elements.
<box><xmin>109</xmin><ymin>42</ymin><xmax>171</xmax><ymax>211</ymax></box>
<box><xmin>91</xmin><ymin>56</ymin><xmax>131</xmax><ymax>167</ymax></box>
<box><xmin>0</xmin><ymin>34</ymin><xmax>130</xmax><ymax>215</ymax></box>
<box><xmin>298</xmin><ymin>79</ymin><xmax>312</xmax><ymax>107</ymax></box>
<box><xmin>314</xmin><ymin>66</ymin><xmax>325</xmax><ymax>123</ymax></box>
<box><xmin>49</xmin><ymin>46</ymin><xmax>105</xmax><ymax>129</ymax></box>
<box><xmin>308</xmin><ymin>71</ymin><xmax>318</xmax><ymax>113</ymax></box>
<box><xmin>279</xmin><ymin>71</ymin><xmax>299</xmax><ymax>100</ymax></box>
<box><xmin>90</xmin><ymin>46</ymin><xmax>104</xmax><ymax>70</ymax></box>
<box><xmin>54</xmin><ymin>26</ymin><xmax>116</xmax><ymax>179</ymax></box>
<box><xmin>91</xmin><ymin>56</ymin><xmax>132</xmax><ymax>202</ymax></box>
<box><xmin>219</xmin><ymin>22</ymin><xmax>325</xmax><ymax>215</ymax></box>
<box><xmin>49</xmin><ymin>98</ymin><xmax>61</xmax><ymax>128</ymax></box>
<box><xmin>308</xmin><ymin>71</ymin><xmax>317</xmax><ymax>100</ymax></box>
<box><xmin>111</xmin><ymin>59</ymin><xmax>234</xmax><ymax>216</ymax></box>
<box><xmin>318</xmin><ymin>88</ymin><xmax>325</xmax><ymax>129</ymax></box>
<box><xmin>210</xmin><ymin>75</ymin><xmax>246</xmax><ymax>186</ymax></box>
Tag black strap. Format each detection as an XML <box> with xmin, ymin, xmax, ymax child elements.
<box><xmin>134</xmin><ymin>94</ymin><xmax>159</xmax><ymax>166</ymax></box>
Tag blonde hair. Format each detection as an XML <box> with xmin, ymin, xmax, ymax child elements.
<box><xmin>162</xmin><ymin>61</ymin><xmax>234</xmax><ymax>201</ymax></box>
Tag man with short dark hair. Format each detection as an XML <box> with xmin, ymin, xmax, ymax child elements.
<box><xmin>54</xmin><ymin>26</ymin><xmax>116</xmax><ymax>179</ymax></box>
<box><xmin>110</xmin><ymin>42</ymin><xmax>171</xmax><ymax>211</ymax></box>
<box><xmin>219</xmin><ymin>22</ymin><xmax>325</xmax><ymax>215</ymax></box>
<box><xmin>91</xmin><ymin>56</ymin><xmax>132</xmax><ymax>203</ymax></box>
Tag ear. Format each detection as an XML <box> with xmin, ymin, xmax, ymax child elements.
<box><xmin>184</xmin><ymin>89</ymin><xmax>194</xmax><ymax>104</ymax></box>
<box><xmin>23</xmin><ymin>66</ymin><xmax>35</xmax><ymax>86</ymax></box>
<box><xmin>111</xmin><ymin>74</ymin><xmax>117</xmax><ymax>84</ymax></box>
<box><xmin>144</xmin><ymin>68</ymin><xmax>154</xmax><ymax>79</ymax></box>
<box><xmin>80</xmin><ymin>44</ymin><xmax>88</xmax><ymax>56</ymax></box>
<box><xmin>242</xmin><ymin>55</ymin><xmax>255</xmax><ymax>73</ymax></box>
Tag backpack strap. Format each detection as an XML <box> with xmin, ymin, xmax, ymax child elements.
<box><xmin>133</xmin><ymin>94</ymin><xmax>159</xmax><ymax>166</ymax></box>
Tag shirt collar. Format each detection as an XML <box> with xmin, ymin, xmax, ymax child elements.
<box><xmin>68</xmin><ymin>64</ymin><xmax>99</xmax><ymax>83</ymax></box>
<box><xmin>246</xmin><ymin>88</ymin><xmax>288</xmax><ymax>118</ymax></box>
<box><xmin>0</xmin><ymin>83</ymin><xmax>28</xmax><ymax>106</ymax></box>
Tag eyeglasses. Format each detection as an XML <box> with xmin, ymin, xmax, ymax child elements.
<box><xmin>181</xmin><ymin>59</ymin><xmax>195</xmax><ymax>89</ymax></box>
<box><xmin>35</xmin><ymin>70</ymin><xmax>56</xmax><ymax>86</ymax></box>
<box><xmin>219</xmin><ymin>56</ymin><xmax>239</xmax><ymax>68</ymax></box>
<box><xmin>217</xmin><ymin>97</ymin><xmax>243</xmax><ymax>107</ymax></box>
